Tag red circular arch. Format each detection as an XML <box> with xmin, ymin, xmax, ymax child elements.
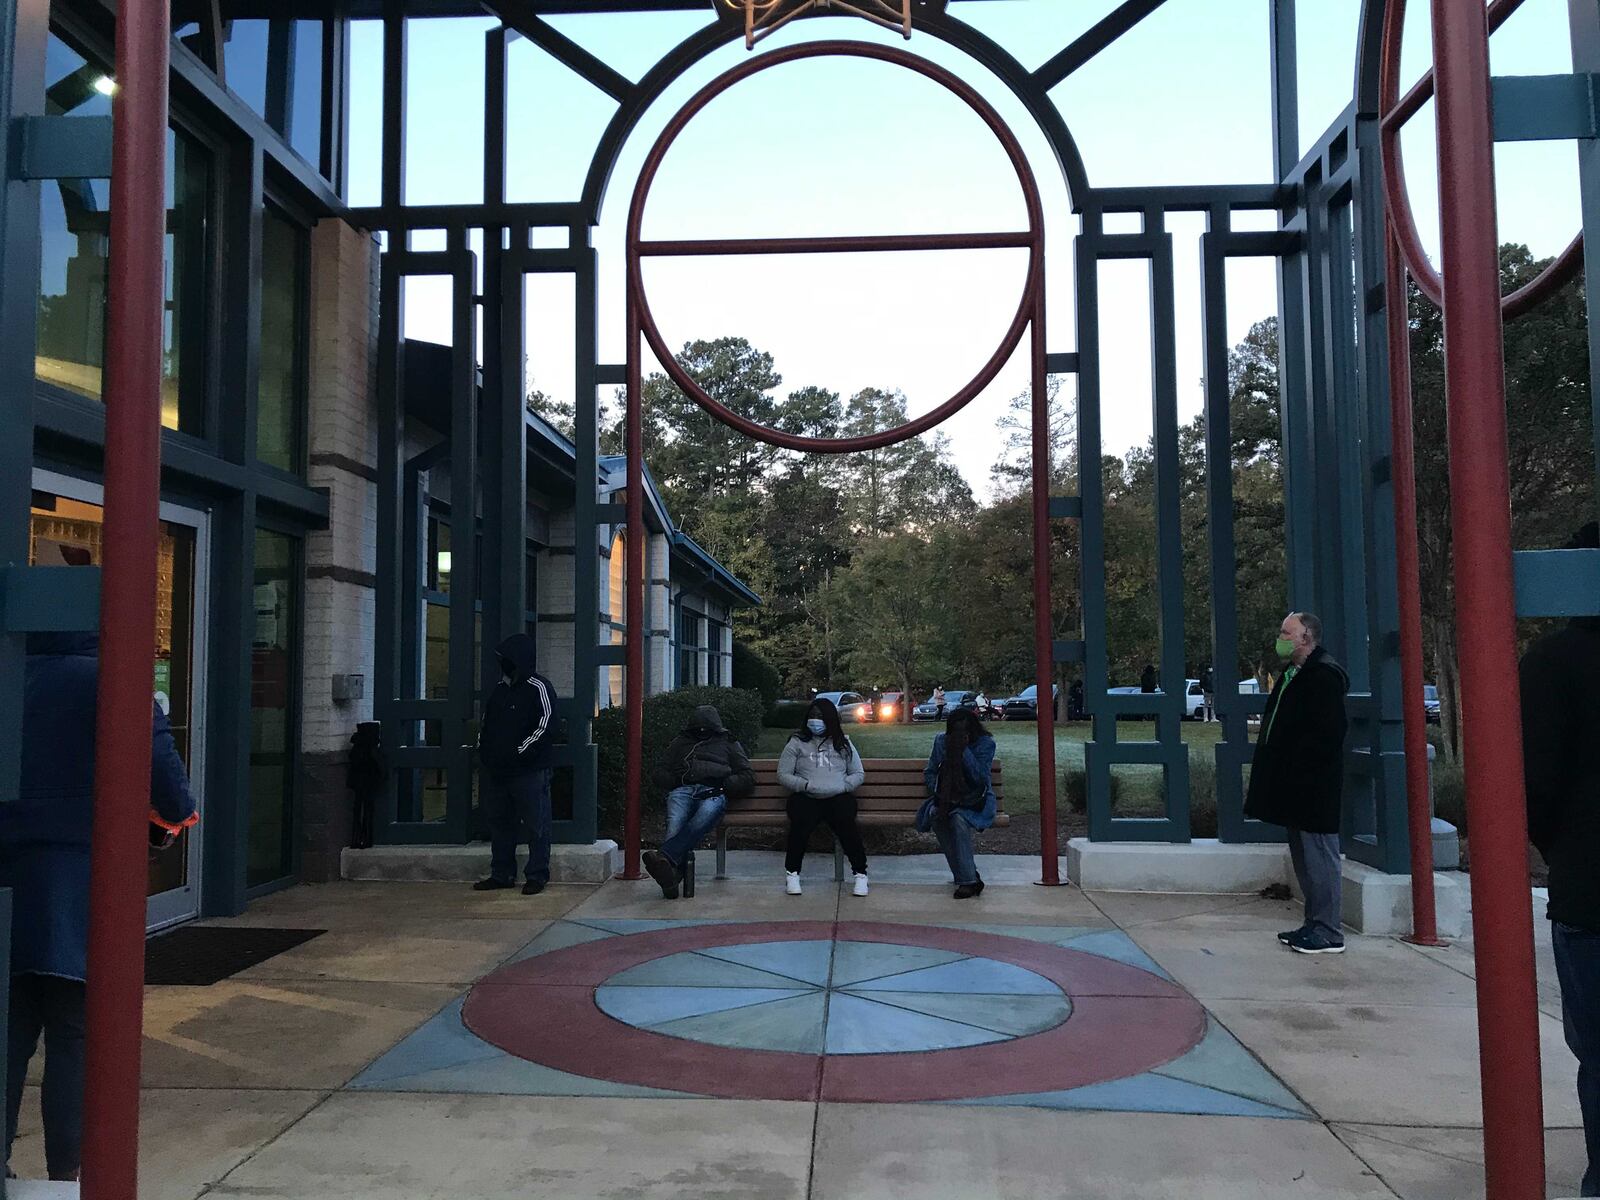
<box><xmin>624</xmin><ymin>40</ymin><xmax>1046</xmax><ymax>454</ymax></box>
<box><xmin>462</xmin><ymin>920</ymin><xmax>1207</xmax><ymax>1103</ymax></box>
<box><xmin>1379</xmin><ymin>0</ymin><xmax>1582</xmax><ymax>319</ymax></box>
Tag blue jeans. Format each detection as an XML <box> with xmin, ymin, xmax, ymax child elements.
<box><xmin>6</xmin><ymin>973</ymin><xmax>85</xmax><ymax>1180</ymax></box>
<box><xmin>935</xmin><ymin>810</ymin><xmax>978</xmax><ymax>885</ymax></box>
<box><xmin>661</xmin><ymin>785</ymin><xmax>726</xmax><ymax>867</ymax></box>
<box><xmin>485</xmin><ymin>768</ymin><xmax>552</xmax><ymax>884</ymax></box>
<box><xmin>1554</xmin><ymin>921</ymin><xmax>1600</xmax><ymax>1197</ymax></box>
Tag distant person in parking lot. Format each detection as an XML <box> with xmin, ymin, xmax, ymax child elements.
<box><xmin>1520</xmin><ymin>520</ymin><xmax>1600</xmax><ymax>1197</ymax></box>
<box><xmin>1140</xmin><ymin>663</ymin><xmax>1158</xmax><ymax>693</ymax></box>
<box><xmin>919</xmin><ymin>708</ymin><xmax>998</xmax><ymax>899</ymax></box>
<box><xmin>931</xmin><ymin>684</ymin><xmax>947</xmax><ymax>716</ymax></box>
<box><xmin>1243</xmin><ymin>612</ymin><xmax>1350</xmax><ymax>955</ymax></box>
<box><xmin>778</xmin><ymin>697</ymin><xmax>868</xmax><ymax>896</ymax></box>
<box><xmin>1200</xmin><ymin>665</ymin><xmax>1216</xmax><ymax>722</ymax></box>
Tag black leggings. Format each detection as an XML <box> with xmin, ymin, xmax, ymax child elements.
<box><xmin>785</xmin><ymin>792</ymin><xmax>868</xmax><ymax>875</ymax></box>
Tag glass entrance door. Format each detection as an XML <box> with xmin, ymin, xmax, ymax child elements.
<box><xmin>29</xmin><ymin>470</ymin><xmax>209</xmax><ymax>931</ymax></box>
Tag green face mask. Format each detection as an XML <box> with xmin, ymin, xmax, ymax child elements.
<box><xmin>1275</xmin><ymin>636</ymin><xmax>1296</xmax><ymax>660</ymax></box>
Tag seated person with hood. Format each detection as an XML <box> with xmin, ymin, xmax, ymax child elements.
<box><xmin>643</xmin><ymin>705</ymin><xmax>754</xmax><ymax>899</ymax></box>
<box><xmin>2</xmin><ymin>632</ymin><xmax>196</xmax><ymax>1183</ymax></box>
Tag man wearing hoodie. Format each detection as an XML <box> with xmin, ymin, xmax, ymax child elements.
<box><xmin>643</xmin><ymin>705</ymin><xmax>754</xmax><ymax>899</ymax></box>
<box><xmin>474</xmin><ymin>633</ymin><xmax>559</xmax><ymax>895</ymax></box>
<box><xmin>1520</xmin><ymin>521</ymin><xmax>1600</xmax><ymax>1196</ymax></box>
<box><xmin>2</xmin><ymin>632</ymin><xmax>196</xmax><ymax>1181</ymax></box>
<box><xmin>1244</xmin><ymin>611</ymin><xmax>1351</xmax><ymax>955</ymax></box>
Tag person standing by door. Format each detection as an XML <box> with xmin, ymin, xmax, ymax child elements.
<box><xmin>1520</xmin><ymin>521</ymin><xmax>1600</xmax><ymax>1197</ymax></box>
<box><xmin>1243</xmin><ymin>612</ymin><xmax>1350</xmax><ymax>955</ymax></box>
<box><xmin>1</xmin><ymin>632</ymin><xmax>196</xmax><ymax>1182</ymax></box>
<box><xmin>474</xmin><ymin>633</ymin><xmax>559</xmax><ymax>896</ymax></box>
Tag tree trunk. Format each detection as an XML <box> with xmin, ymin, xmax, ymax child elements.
<box><xmin>900</xmin><ymin>669</ymin><xmax>912</xmax><ymax>724</ymax></box>
<box><xmin>1428</xmin><ymin>621</ymin><xmax>1462</xmax><ymax>762</ymax></box>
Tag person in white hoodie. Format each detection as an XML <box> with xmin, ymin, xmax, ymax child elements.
<box><xmin>778</xmin><ymin>697</ymin><xmax>868</xmax><ymax>896</ymax></box>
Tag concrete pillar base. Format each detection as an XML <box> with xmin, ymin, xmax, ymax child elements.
<box><xmin>342</xmin><ymin>841</ymin><xmax>621</xmax><ymax>885</ymax></box>
<box><xmin>1288</xmin><ymin>858</ymin><xmax>1468</xmax><ymax>939</ymax></box>
<box><xmin>1066</xmin><ymin>838</ymin><xmax>1290</xmax><ymax>893</ymax></box>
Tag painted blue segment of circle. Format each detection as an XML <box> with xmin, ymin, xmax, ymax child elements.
<box><xmin>595</xmin><ymin>940</ymin><xmax>1072</xmax><ymax>1055</ymax></box>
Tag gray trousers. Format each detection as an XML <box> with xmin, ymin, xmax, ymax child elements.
<box><xmin>1287</xmin><ymin>827</ymin><xmax>1343</xmax><ymax>940</ymax></box>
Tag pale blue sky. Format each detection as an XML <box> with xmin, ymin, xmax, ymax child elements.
<box><xmin>352</xmin><ymin>0</ymin><xmax>1581</xmax><ymax>494</ymax></box>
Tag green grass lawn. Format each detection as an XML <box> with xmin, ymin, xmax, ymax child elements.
<box><xmin>755</xmin><ymin>719</ymin><xmax>1227</xmax><ymax>815</ymax></box>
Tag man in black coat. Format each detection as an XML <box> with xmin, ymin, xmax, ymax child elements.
<box><xmin>1520</xmin><ymin>521</ymin><xmax>1600</xmax><ymax>1197</ymax></box>
<box><xmin>474</xmin><ymin>633</ymin><xmax>559</xmax><ymax>895</ymax></box>
<box><xmin>1244</xmin><ymin>612</ymin><xmax>1350</xmax><ymax>954</ymax></box>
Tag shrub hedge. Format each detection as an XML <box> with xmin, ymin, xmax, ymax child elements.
<box><xmin>594</xmin><ymin>686</ymin><xmax>764</xmax><ymax>831</ymax></box>
<box><xmin>732</xmin><ymin>641</ymin><xmax>782</xmax><ymax>710</ymax></box>
<box><xmin>765</xmin><ymin>699</ymin><xmax>811</xmax><ymax>728</ymax></box>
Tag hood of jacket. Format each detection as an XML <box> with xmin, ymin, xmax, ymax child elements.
<box><xmin>496</xmin><ymin>633</ymin><xmax>538</xmax><ymax>681</ymax></box>
<box><xmin>687</xmin><ymin>705</ymin><xmax>727</xmax><ymax>736</ymax></box>
<box><xmin>26</xmin><ymin>631</ymin><xmax>97</xmax><ymax>658</ymax></box>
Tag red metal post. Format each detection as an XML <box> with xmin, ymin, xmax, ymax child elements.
<box><xmin>81</xmin><ymin>2</ymin><xmax>170</xmax><ymax>1196</ymax></box>
<box><xmin>1429</xmin><ymin>1</ymin><xmax>1546</xmax><ymax>1194</ymax></box>
<box><xmin>621</xmin><ymin>288</ymin><xmax>645</xmax><ymax>881</ymax></box>
<box><xmin>1030</xmin><ymin>287</ymin><xmax>1061</xmax><ymax>885</ymax></box>
<box><xmin>1384</xmin><ymin>233</ymin><xmax>1442</xmax><ymax>948</ymax></box>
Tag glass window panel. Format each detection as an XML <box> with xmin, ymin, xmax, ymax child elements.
<box><xmin>223</xmin><ymin>18</ymin><xmax>269</xmax><ymax>117</ymax></box>
<box><xmin>249</xmin><ymin>530</ymin><xmax>298</xmax><ymax>888</ymax></box>
<box><xmin>425</xmin><ymin>601</ymin><xmax>449</xmax><ymax>699</ymax></box>
<box><xmin>36</xmin><ymin>38</ymin><xmax>210</xmax><ymax>437</ymax></box>
<box><xmin>289</xmin><ymin>20</ymin><xmax>323</xmax><ymax>164</ymax></box>
<box><xmin>258</xmin><ymin>208</ymin><xmax>307</xmax><ymax>471</ymax></box>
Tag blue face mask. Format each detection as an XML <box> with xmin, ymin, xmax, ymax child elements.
<box><xmin>806</xmin><ymin>719</ymin><xmax>827</xmax><ymax>736</ymax></box>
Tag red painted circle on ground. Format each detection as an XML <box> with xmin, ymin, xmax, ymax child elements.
<box><xmin>462</xmin><ymin>921</ymin><xmax>1206</xmax><ymax>1103</ymax></box>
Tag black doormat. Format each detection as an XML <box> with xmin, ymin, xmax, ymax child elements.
<box><xmin>145</xmin><ymin>927</ymin><xmax>326</xmax><ymax>986</ymax></box>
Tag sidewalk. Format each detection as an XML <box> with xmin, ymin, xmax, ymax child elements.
<box><xmin>8</xmin><ymin>856</ymin><xmax>1588</xmax><ymax>1199</ymax></box>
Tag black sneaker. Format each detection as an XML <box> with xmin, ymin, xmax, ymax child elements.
<box><xmin>1278</xmin><ymin>926</ymin><xmax>1307</xmax><ymax>946</ymax></box>
<box><xmin>1288</xmin><ymin>929</ymin><xmax>1346</xmax><ymax>955</ymax></box>
<box><xmin>953</xmin><ymin>882</ymin><xmax>982</xmax><ymax>899</ymax></box>
<box><xmin>643</xmin><ymin>850</ymin><xmax>680</xmax><ymax>900</ymax></box>
<box><xmin>522</xmin><ymin>879</ymin><xmax>547</xmax><ymax>896</ymax></box>
<box><xmin>472</xmin><ymin>877</ymin><xmax>515</xmax><ymax>892</ymax></box>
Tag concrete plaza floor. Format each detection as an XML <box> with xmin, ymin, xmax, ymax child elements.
<box><xmin>9</xmin><ymin>853</ymin><xmax>1590</xmax><ymax>1199</ymax></box>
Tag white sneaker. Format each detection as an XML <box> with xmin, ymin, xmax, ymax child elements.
<box><xmin>852</xmin><ymin>873</ymin><xmax>870</xmax><ymax>897</ymax></box>
<box><xmin>785</xmin><ymin>871</ymin><xmax>802</xmax><ymax>896</ymax></box>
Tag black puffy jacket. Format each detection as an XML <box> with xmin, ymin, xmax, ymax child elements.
<box><xmin>1521</xmin><ymin>618</ymin><xmax>1600</xmax><ymax>932</ymax></box>
<box><xmin>479</xmin><ymin>634</ymin><xmax>559</xmax><ymax>776</ymax></box>
<box><xmin>651</xmin><ymin>705</ymin><xmax>755</xmax><ymax>799</ymax></box>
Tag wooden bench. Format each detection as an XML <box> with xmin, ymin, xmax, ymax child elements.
<box><xmin>713</xmin><ymin>757</ymin><xmax>1007</xmax><ymax>880</ymax></box>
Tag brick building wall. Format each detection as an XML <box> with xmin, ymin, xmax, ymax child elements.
<box><xmin>298</xmin><ymin>219</ymin><xmax>379</xmax><ymax>880</ymax></box>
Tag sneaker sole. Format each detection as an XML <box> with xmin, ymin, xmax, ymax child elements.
<box><xmin>1290</xmin><ymin>943</ymin><xmax>1346</xmax><ymax>955</ymax></box>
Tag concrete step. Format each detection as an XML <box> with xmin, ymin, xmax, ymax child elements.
<box><xmin>342</xmin><ymin>840</ymin><xmax>619</xmax><ymax>885</ymax></box>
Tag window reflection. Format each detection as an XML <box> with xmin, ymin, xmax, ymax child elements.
<box><xmin>36</xmin><ymin>32</ymin><xmax>210</xmax><ymax>435</ymax></box>
<box><xmin>258</xmin><ymin>209</ymin><xmax>308</xmax><ymax>472</ymax></box>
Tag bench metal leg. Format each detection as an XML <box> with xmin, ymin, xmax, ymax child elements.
<box><xmin>715</xmin><ymin>827</ymin><xmax>728</xmax><ymax>879</ymax></box>
<box><xmin>834</xmin><ymin>840</ymin><xmax>845</xmax><ymax>882</ymax></box>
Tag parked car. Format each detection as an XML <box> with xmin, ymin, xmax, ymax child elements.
<box><xmin>1423</xmin><ymin>684</ymin><xmax>1441</xmax><ymax>724</ymax></box>
<box><xmin>875</xmin><ymin>691</ymin><xmax>905</xmax><ymax>723</ymax></box>
<box><xmin>815</xmin><ymin>690</ymin><xmax>873</xmax><ymax>723</ymax></box>
<box><xmin>912</xmin><ymin>689</ymin><xmax>980</xmax><ymax>722</ymax></box>
<box><xmin>1106</xmin><ymin>680</ymin><xmax>1205</xmax><ymax>719</ymax></box>
<box><xmin>999</xmin><ymin>684</ymin><xmax>1059</xmax><ymax>721</ymax></box>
